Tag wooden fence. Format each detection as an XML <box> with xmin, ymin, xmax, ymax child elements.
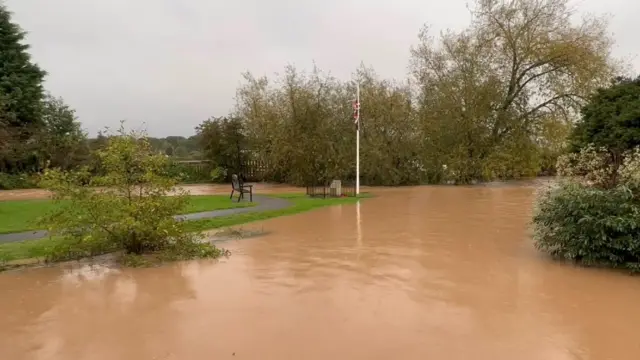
<box><xmin>242</xmin><ymin>159</ymin><xmax>268</xmax><ymax>181</ymax></box>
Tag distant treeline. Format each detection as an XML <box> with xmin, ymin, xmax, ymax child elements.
<box><xmin>89</xmin><ymin>134</ymin><xmax>202</xmax><ymax>160</ymax></box>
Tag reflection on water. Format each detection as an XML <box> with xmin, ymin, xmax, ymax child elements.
<box><xmin>2</xmin><ymin>185</ymin><xmax>640</xmax><ymax>359</ymax></box>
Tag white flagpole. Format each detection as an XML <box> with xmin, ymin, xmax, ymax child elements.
<box><xmin>356</xmin><ymin>81</ymin><xmax>360</xmax><ymax>195</ymax></box>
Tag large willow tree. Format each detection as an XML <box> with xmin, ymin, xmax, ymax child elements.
<box><xmin>200</xmin><ymin>0</ymin><xmax>620</xmax><ymax>185</ymax></box>
<box><xmin>411</xmin><ymin>0</ymin><xmax>619</xmax><ymax>182</ymax></box>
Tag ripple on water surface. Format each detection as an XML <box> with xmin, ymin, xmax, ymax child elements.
<box><xmin>1</xmin><ymin>185</ymin><xmax>640</xmax><ymax>359</ymax></box>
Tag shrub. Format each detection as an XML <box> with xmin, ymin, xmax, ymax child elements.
<box><xmin>533</xmin><ymin>144</ymin><xmax>640</xmax><ymax>271</ymax></box>
<box><xmin>165</xmin><ymin>161</ymin><xmax>212</xmax><ymax>183</ymax></box>
<box><xmin>555</xmin><ymin>144</ymin><xmax>617</xmax><ymax>188</ymax></box>
<box><xmin>0</xmin><ymin>172</ymin><xmax>39</xmax><ymax>189</ymax></box>
<box><xmin>569</xmin><ymin>76</ymin><xmax>640</xmax><ymax>156</ymax></box>
<box><xmin>210</xmin><ymin>166</ymin><xmax>227</xmax><ymax>183</ymax></box>
<box><xmin>39</xmin><ymin>123</ymin><xmax>221</xmax><ymax>262</ymax></box>
<box><xmin>533</xmin><ymin>76</ymin><xmax>640</xmax><ymax>271</ymax></box>
<box><xmin>533</xmin><ymin>181</ymin><xmax>640</xmax><ymax>270</ymax></box>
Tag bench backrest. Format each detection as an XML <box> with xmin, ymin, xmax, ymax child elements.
<box><xmin>231</xmin><ymin>174</ymin><xmax>241</xmax><ymax>190</ymax></box>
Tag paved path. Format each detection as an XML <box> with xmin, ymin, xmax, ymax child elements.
<box><xmin>0</xmin><ymin>195</ymin><xmax>291</xmax><ymax>244</ymax></box>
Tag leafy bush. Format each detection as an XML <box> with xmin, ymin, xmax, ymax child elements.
<box><xmin>0</xmin><ymin>172</ymin><xmax>39</xmax><ymax>189</ymax></box>
<box><xmin>210</xmin><ymin>166</ymin><xmax>227</xmax><ymax>183</ymax></box>
<box><xmin>196</xmin><ymin>116</ymin><xmax>247</xmax><ymax>180</ymax></box>
<box><xmin>569</xmin><ymin>76</ymin><xmax>640</xmax><ymax>156</ymax></box>
<box><xmin>43</xmin><ymin>234</ymin><xmax>116</xmax><ymax>263</ymax></box>
<box><xmin>533</xmin><ymin>181</ymin><xmax>640</xmax><ymax>270</ymax></box>
<box><xmin>533</xmin><ymin>145</ymin><xmax>640</xmax><ymax>271</ymax></box>
<box><xmin>39</xmin><ymin>124</ymin><xmax>221</xmax><ymax>262</ymax></box>
<box><xmin>165</xmin><ymin>161</ymin><xmax>212</xmax><ymax>183</ymax></box>
<box><xmin>555</xmin><ymin>144</ymin><xmax>617</xmax><ymax>188</ymax></box>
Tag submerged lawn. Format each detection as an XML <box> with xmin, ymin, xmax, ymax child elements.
<box><xmin>0</xmin><ymin>194</ymin><xmax>367</xmax><ymax>264</ymax></box>
<box><xmin>0</xmin><ymin>195</ymin><xmax>255</xmax><ymax>234</ymax></box>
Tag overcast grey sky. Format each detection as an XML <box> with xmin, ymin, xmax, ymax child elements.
<box><xmin>5</xmin><ymin>0</ymin><xmax>639</xmax><ymax>137</ymax></box>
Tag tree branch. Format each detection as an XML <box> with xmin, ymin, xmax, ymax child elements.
<box><xmin>524</xmin><ymin>93</ymin><xmax>582</xmax><ymax>119</ymax></box>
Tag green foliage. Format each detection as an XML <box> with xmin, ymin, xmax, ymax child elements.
<box><xmin>210</xmin><ymin>166</ymin><xmax>227</xmax><ymax>183</ymax></box>
<box><xmin>218</xmin><ymin>0</ymin><xmax>617</xmax><ymax>185</ymax></box>
<box><xmin>556</xmin><ymin>144</ymin><xmax>618</xmax><ymax>188</ymax></box>
<box><xmin>0</xmin><ymin>236</ymin><xmax>67</xmax><ymax>263</ymax></box>
<box><xmin>0</xmin><ymin>6</ymin><xmax>87</xmax><ymax>175</ymax></box>
<box><xmin>146</xmin><ymin>135</ymin><xmax>200</xmax><ymax>159</ymax></box>
<box><xmin>196</xmin><ymin>116</ymin><xmax>247</xmax><ymax>180</ymax></box>
<box><xmin>0</xmin><ymin>5</ymin><xmax>46</xmax><ymax>129</ymax></box>
<box><xmin>165</xmin><ymin>160</ymin><xmax>212</xmax><ymax>183</ymax></box>
<box><xmin>38</xmin><ymin>123</ymin><xmax>220</xmax><ymax>262</ymax></box>
<box><xmin>234</xmin><ymin>66</ymin><xmax>423</xmax><ymax>186</ymax></box>
<box><xmin>0</xmin><ymin>195</ymin><xmax>255</xmax><ymax>235</ymax></box>
<box><xmin>0</xmin><ymin>5</ymin><xmax>47</xmax><ymax>174</ymax></box>
<box><xmin>118</xmin><ymin>253</ymin><xmax>152</xmax><ymax>267</ymax></box>
<box><xmin>43</xmin><ymin>235</ymin><xmax>116</xmax><ymax>262</ymax></box>
<box><xmin>409</xmin><ymin>0</ymin><xmax>615</xmax><ymax>183</ymax></box>
<box><xmin>533</xmin><ymin>181</ymin><xmax>640</xmax><ymax>271</ymax></box>
<box><xmin>157</xmin><ymin>240</ymin><xmax>220</xmax><ymax>261</ymax></box>
<box><xmin>0</xmin><ymin>0</ymin><xmax>620</xmax><ymax>185</ymax></box>
<box><xmin>240</xmin><ymin>67</ymin><xmax>351</xmax><ymax>184</ymax></box>
<box><xmin>533</xmin><ymin>145</ymin><xmax>640</xmax><ymax>271</ymax></box>
<box><xmin>570</xmin><ymin>76</ymin><xmax>640</xmax><ymax>156</ymax></box>
<box><xmin>482</xmin><ymin>140</ymin><xmax>541</xmax><ymax>180</ymax></box>
<box><xmin>38</xmin><ymin>94</ymin><xmax>89</xmax><ymax>170</ymax></box>
<box><xmin>0</xmin><ymin>172</ymin><xmax>39</xmax><ymax>189</ymax></box>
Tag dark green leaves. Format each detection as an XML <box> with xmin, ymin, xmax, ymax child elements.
<box><xmin>571</xmin><ymin>77</ymin><xmax>640</xmax><ymax>155</ymax></box>
<box><xmin>533</xmin><ymin>180</ymin><xmax>640</xmax><ymax>270</ymax></box>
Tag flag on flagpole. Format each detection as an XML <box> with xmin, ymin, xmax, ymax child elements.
<box><xmin>352</xmin><ymin>99</ymin><xmax>360</xmax><ymax>130</ymax></box>
<box><xmin>354</xmin><ymin>80</ymin><xmax>361</xmax><ymax>195</ymax></box>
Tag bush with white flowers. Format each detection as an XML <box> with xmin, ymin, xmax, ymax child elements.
<box><xmin>533</xmin><ymin>144</ymin><xmax>640</xmax><ymax>271</ymax></box>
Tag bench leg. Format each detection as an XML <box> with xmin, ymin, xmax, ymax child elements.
<box><xmin>237</xmin><ymin>192</ymin><xmax>243</xmax><ymax>203</ymax></box>
<box><xmin>249</xmin><ymin>189</ymin><xmax>252</xmax><ymax>202</ymax></box>
<box><xmin>230</xmin><ymin>189</ymin><xmax>234</xmax><ymax>199</ymax></box>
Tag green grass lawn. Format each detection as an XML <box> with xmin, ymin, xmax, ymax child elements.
<box><xmin>0</xmin><ymin>236</ymin><xmax>66</xmax><ymax>263</ymax></box>
<box><xmin>0</xmin><ymin>195</ymin><xmax>255</xmax><ymax>235</ymax></box>
<box><xmin>0</xmin><ymin>194</ymin><xmax>368</xmax><ymax>264</ymax></box>
<box><xmin>185</xmin><ymin>194</ymin><xmax>365</xmax><ymax>232</ymax></box>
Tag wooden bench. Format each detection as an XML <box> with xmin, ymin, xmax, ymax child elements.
<box><xmin>230</xmin><ymin>174</ymin><xmax>253</xmax><ymax>202</ymax></box>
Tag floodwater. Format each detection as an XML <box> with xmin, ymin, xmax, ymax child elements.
<box><xmin>2</xmin><ymin>185</ymin><xmax>640</xmax><ymax>360</ymax></box>
<box><xmin>0</xmin><ymin>183</ymin><xmax>306</xmax><ymax>201</ymax></box>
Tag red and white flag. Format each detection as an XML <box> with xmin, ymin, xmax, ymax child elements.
<box><xmin>352</xmin><ymin>100</ymin><xmax>360</xmax><ymax>130</ymax></box>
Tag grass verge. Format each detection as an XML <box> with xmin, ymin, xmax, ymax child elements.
<box><xmin>185</xmin><ymin>193</ymin><xmax>366</xmax><ymax>232</ymax></box>
<box><xmin>0</xmin><ymin>193</ymin><xmax>369</xmax><ymax>266</ymax></box>
<box><xmin>0</xmin><ymin>195</ymin><xmax>255</xmax><ymax>234</ymax></box>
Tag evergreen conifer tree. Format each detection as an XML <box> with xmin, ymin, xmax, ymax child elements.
<box><xmin>0</xmin><ymin>4</ymin><xmax>46</xmax><ymax>129</ymax></box>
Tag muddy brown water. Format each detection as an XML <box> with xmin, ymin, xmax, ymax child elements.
<box><xmin>2</xmin><ymin>184</ymin><xmax>640</xmax><ymax>359</ymax></box>
<box><xmin>0</xmin><ymin>183</ymin><xmax>306</xmax><ymax>201</ymax></box>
